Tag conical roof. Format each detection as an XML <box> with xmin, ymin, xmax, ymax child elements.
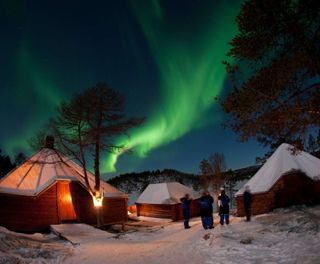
<box><xmin>236</xmin><ymin>143</ymin><xmax>320</xmax><ymax>196</ymax></box>
<box><xmin>136</xmin><ymin>182</ymin><xmax>200</xmax><ymax>204</ymax></box>
<box><xmin>0</xmin><ymin>148</ymin><xmax>125</xmax><ymax>197</ymax></box>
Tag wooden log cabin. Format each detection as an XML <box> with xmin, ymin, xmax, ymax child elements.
<box><xmin>236</xmin><ymin>143</ymin><xmax>320</xmax><ymax>217</ymax></box>
<box><xmin>136</xmin><ymin>182</ymin><xmax>200</xmax><ymax>221</ymax></box>
<box><xmin>0</xmin><ymin>138</ymin><xmax>128</xmax><ymax>232</ymax></box>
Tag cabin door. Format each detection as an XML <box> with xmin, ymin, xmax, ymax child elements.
<box><xmin>57</xmin><ymin>181</ymin><xmax>77</xmax><ymax>222</ymax></box>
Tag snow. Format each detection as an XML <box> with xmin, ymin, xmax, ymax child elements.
<box><xmin>236</xmin><ymin>143</ymin><xmax>320</xmax><ymax>195</ymax></box>
<box><xmin>200</xmin><ymin>206</ymin><xmax>320</xmax><ymax>264</ymax></box>
<box><xmin>0</xmin><ymin>226</ymin><xmax>72</xmax><ymax>263</ymax></box>
<box><xmin>1</xmin><ymin>205</ymin><xmax>320</xmax><ymax>264</ymax></box>
<box><xmin>136</xmin><ymin>182</ymin><xmax>201</xmax><ymax>204</ymax></box>
<box><xmin>0</xmin><ymin>148</ymin><xmax>124</xmax><ymax>197</ymax></box>
<box><xmin>50</xmin><ymin>224</ymin><xmax>114</xmax><ymax>245</ymax></box>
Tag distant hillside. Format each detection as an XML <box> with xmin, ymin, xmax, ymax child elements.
<box><xmin>107</xmin><ymin>166</ymin><xmax>260</xmax><ymax>195</ymax></box>
<box><xmin>107</xmin><ymin>169</ymin><xmax>201</xmax><ymax>194</ymax></box>
<box><xmin>229</xmin><ymin>165</ymin><xmax>261</xmax><ymax>181</ymax></box>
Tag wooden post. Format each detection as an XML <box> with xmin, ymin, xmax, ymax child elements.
<box><xmin>96</xmin><ymin>206</ymin><xmax>102</xmax><ymax>228</ymax></box>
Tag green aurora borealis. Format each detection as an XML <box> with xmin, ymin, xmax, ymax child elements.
<box><xmin>1</xmin><ymin>0</ymin><xmax>245</xmax><ymax>175</ymax></box>
<box><xmin>102</xmin><ymin>1</ymin><xmax>240</xmax><ymax>172</ymax></box>
<box><xmin>3</xmin><ymin>40</ymin><xmax>63</xmax><ymax>154</ymax></box>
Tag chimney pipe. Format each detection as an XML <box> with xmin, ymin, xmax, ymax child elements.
<box><xmin>45</xmin><ymin>136</ymin><xmax>55</xmax><ymax>149</ymax></box>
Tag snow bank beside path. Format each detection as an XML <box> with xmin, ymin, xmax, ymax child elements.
<box><xmin>199</xmin><ymin>206</ymin><xmax>320</xmax><ymax>264</ymax></box>
<box><xmin>0</xmin><ymin>226</ymin><xmax>72</xmax><ymax>264</ymax></box>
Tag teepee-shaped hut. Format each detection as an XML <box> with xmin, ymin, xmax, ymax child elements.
<box><xmin>0</xmin><ymin>137</ymin><xmax>128</xmax><ymax>232</ymax></box>
<box><xmin>236</xmin><ymin>143</ymin><xmax>320</xmax><ymax>216</ymax></box>
<box><xmin>136</xmin><ymin>182</ymin><xmax>201</xmax><ymax>220</ymax></box>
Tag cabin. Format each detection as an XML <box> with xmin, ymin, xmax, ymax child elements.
<box><xmin>235</xmin><ymin>143</ymin><xmax>320</xmax><ymax>216</ymax></box>
<box><xmin>0</xmin><ymin>137</ymin><xmax>128</xmax><ymax>232</ymax></box>
<box><xmin>136</xmin><ymin>182</ymin><xmax>200</xmax><ymax>221</ymax></box>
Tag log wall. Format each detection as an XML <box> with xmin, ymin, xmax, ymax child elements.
<box><xmin>236</xmin><ymin>172</ymin><xmax>320</xmax><ymax>217</ymax></box>
<box><xmin>0</xmin><ymin>181</ymin><xmax>128</xmax><ymax>232</ymax></box>
<box><xmin>0</xmin><ymin>184</ymin><xmax>59</xmax><ymax>232</ymax></box>
<box><xmin>70</xmin><ymin>182</ymin><xmax>128</xmax><ymax>226</ymax></box>
<box><xmin>136</xmin><ymin>199</ymin><xmax>200</xmax><ymax>221</ymax></box>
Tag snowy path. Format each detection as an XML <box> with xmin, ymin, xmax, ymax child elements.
<box><xmin>65</xmin><ymin>218</ymin><xmax>210</xmax><ymax>264</ymax></box>
<box><xmin>65</xmin><ymin>206</ymin><xmax>320</xmax><ymax>264</ymax></box>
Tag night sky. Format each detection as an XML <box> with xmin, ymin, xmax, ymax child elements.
<box><xmin>0</xmin><ymin>0</ymin><xmax>266</xmax><ymax>178</ymax></box>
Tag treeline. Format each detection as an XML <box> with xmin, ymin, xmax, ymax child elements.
<box><xmin>107</xmin><ymin>166</ymin><xmax>260</xmax><ymax>195</ymax></box>
<box><xmin>107</xmin><ymin>169</ymin><xmax>201</xmax><ymax>194</ymax></box>
<box><xmin>0</xmin><ymin>150</ymin><xmax>26</xmax><ymax>178</ymax></box>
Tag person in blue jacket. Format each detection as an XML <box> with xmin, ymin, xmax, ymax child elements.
<box><xmin>243</xmin><ymin>185</ymin><xmax>252</xmax><ymax>221</ymax></box>
<box><xmin>218</xmin><ymin>188</ymin><xmax>230</xmax><ymax>225</ymax></box>
<box><xmin>180</xmin><ymin>193</ymin><xmax>192</xmax><ymax>229</ymax></box>
<box><xmin>199</xmin><ymin>191</ymin><xmax>214</xmax><ymax>229</ymax></box>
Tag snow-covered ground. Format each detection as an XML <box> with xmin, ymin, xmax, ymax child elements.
<box><xmin>0</xmin><ymin>226</ymin><xmax>72</xmax><ymax>263</ymax></box>
<box><xmin>1</xmin><ymin>205</ymin><xmax>320</xmax><ymax>264</ymax></box>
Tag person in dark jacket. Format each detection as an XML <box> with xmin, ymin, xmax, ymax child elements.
<box><xmin>180</xmin><ymin>193</ymin><xmax>192</xmax><ymax>229</ymax></box>
<box><xmin>218</xmin><ymin>188</ymin><xmax>230</xmax><ymax>225</ymax></box>
<box><xmin>243</xmin><ymin>186</ymin><xmax>252</xmax><ymax>221</ymax></box>
<box><xmin>199</xmin><ymin>191</ymin><xmax>214</xmax><ymax>229</ymax></box>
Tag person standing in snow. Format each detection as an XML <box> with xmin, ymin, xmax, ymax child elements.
<box><xmin>199</xmin><ymin>191</ymin><xmax>214</xmax><ymax>229</ymax></box>
<box><xmin>243</xmin><ymin>185</ymin><xmax>252</xmax><ymax>221</ymax></box>
<box><xmin>218</xmin><ymin>188</ymin><xmax>230</xmax><ymax>225</ymax></box>
<box><xmin>180</xmin><ymin>193</ymin><xmax>192</xmax><ymax>229</ymax></box>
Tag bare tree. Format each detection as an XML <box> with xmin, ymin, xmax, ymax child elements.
<box><xmin>208</xmin><ymin>153</ymin><xmax>226</xmax><ymax>196</ymax></box>
<box><xmin>199</xmin><ymin>159</ymin><xmax>211</xmax><ymax>190</ymax></box>
<box><xmin>199</xmin><ymin>153</ymin><xmax>227</xmax><ymax>196</ymax></box>
<box><xmin>34</xmin><ymin>82</ymin><xmax>143</xmax><ymax>227</ymax></box>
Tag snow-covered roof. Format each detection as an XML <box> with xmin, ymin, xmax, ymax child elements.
<box><xmin>136</xmin><ymin>182</ymin><xmax>200</xmax><ymax>204</ymax></box>
<box><xmin>236</xmin><ymin>143</ymin><xmax>320</xmax><ymax>196</ymax></box>
<box><xmin>0</xmin><ymin>148</ymin><xmax>124</xmax><ymax>197</ymax></box>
